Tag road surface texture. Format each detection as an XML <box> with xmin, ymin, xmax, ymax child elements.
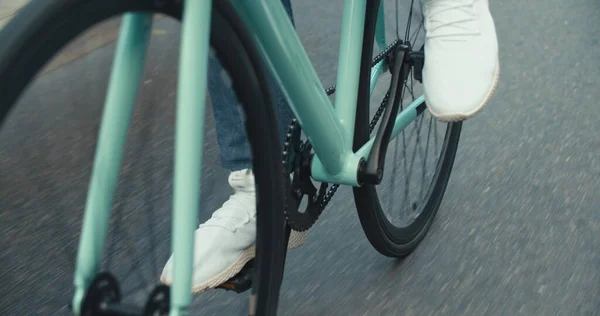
<box><xmin>1</xmin><ymin>0</ymin><xmax>599</xmax><ymax>315</ymax></box>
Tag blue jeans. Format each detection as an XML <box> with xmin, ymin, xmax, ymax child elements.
<box><xmin>208</xmin><ymin>0</ymin><xmax>295</xmax><ymax>171</ymax></box>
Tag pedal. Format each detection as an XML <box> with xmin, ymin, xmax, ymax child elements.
<box><xmin>216</xmin><ymin>259</ymin><xmax>255</xmax><ymax>293</ymax></box>
<box><xmin>78</xmin><ymin>266</ymin><xmax>255</xmax><ymax>315</ymax></box>
<box><xmin>409</xmin><ymin>50</ymin><xmax>425</xmax><ymax>83</ymax></box>
<box><xmin>78</xmin><ymin>272</ymin><xmax>169</xmax><ymax>316</ymax></box>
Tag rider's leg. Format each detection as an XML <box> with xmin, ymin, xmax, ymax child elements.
<box><xmin>160</xmin><ymin>0</ymin><xmax>304</xmax><ymax>292</ymax></box>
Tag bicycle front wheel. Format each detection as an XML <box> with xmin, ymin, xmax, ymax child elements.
<box><xmin>0</xmin><ymin>1</ymin><xmax>286</xmax><ymax>315</ymax></box>
<box><xmin>352</xmin><ymin>0</ymin><xmax>462</xmax><ymax>257</ymax></box>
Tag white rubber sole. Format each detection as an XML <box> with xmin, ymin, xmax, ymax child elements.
<box><xmin>428</xmin><ymin>58</ymin><xmax>501</xmax><ymax>122</ymax></box>
<box><xmin>160</xmin><ymin>229</ymin><xmax>307</xmax><ymax>293</ymax></box>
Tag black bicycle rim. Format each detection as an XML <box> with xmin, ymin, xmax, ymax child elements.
<box><xmin>352</xmin><ymin>0</ymin><xmax>462</xmax><ymax>257</ymax></box>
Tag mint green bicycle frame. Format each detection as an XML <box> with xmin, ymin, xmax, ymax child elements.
<box><xmin>71</xmin><ymin>0</ymin><xmax>424</xmax><ymax>315</ymax></box>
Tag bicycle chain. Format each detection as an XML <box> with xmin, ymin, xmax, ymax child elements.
<box><xmin>282</xmin><ymin>40</ymin><xmax>401</xmax><ymax>231</ymax></box>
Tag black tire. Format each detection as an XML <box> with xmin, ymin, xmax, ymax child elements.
<box><xmin>0</xmin><ymin>1</ymin><xmax>286</xmax><ymax>314</ymax></box>
<box><xmin>352</xmin><ymin>0</ymin><xmax>462</xmax><ymax>257</ymax></box>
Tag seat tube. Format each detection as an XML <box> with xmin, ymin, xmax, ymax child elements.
<box><xmin>71</xmin><ymin>13</ymin><xmax>153</xmax><ymax>314</ymax></box>
<box><xmin>334</xmin><ymin>0</ymin><xmax>367</xmax><ymax>147</ymax></box>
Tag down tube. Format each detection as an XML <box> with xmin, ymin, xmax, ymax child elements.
<box><xmin>231</xmin><ymin>0</ymin><xmax>360</xmax><ymax>177</ymax></box>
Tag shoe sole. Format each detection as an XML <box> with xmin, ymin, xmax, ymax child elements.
<box><xmin>160</xmin><ymin>230</ymin><xmax>307</xmax><ymax>293</ymax></box>
<box><xmin>428</xmin><ymin>58</ymin><xmax>500</xmax><ymax>122</ymax></box>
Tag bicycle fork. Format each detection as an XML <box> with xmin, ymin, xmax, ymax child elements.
<box><xmin>71</xmin><ymin>1</ymin><xmax>213</xmax><ymax>315</ymax></box>
<box><xmin>71</xmin><ymin>13</ymin><xmax>154</xmax><ymax>315</ymax></box>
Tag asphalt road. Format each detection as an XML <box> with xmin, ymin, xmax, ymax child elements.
<box><xmin>1</xmin><ymin>1</ymin><xmax>599</xmax><ymax>315</ymax></box>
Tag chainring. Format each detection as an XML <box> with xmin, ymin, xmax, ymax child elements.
<box><xmin>282</xmin><ymin>119</ymin><xmax>327</xmax><ymax>232</ymax></box>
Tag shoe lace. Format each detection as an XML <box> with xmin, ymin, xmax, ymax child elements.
<box><xmin>424</xmin><ymin>0</ymin><xmax>479</xmax><ymax>39</ymax></box>
<box><xmin>199</xmin><ymin>193</ymin><xmax>255</xmax><ymax>232</ymax></box>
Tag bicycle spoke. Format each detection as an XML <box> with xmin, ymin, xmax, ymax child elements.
<box><xmin>368</xmin><ymin>0</ymin><xmax>452</xmax><ymax>226</ymax></box>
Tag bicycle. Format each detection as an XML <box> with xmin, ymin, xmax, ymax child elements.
<box><xmin>0</xmin><ymin>0</ymin><xmax>462</xmax><ymax>315</ymax></box>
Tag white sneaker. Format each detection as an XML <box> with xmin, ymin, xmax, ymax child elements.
<box><xmin>160</xmin><ymin>169</ymin><xmax>306</xmax><ymax>293</ymax></box>
<box><xmin>421</xmin><ymin>0</ymin><xmax>500</xmax><ymax>121</ymax></box>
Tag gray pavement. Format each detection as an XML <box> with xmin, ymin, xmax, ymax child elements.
<box><xmin>1</xmin><ymin>1</ymin><xmax>599</xmax><ymax>315</ymax></box>
<box><xmin>0</xmin><ymin>0</ymin><xmax>28</xmax><ymax>28</ymax></box>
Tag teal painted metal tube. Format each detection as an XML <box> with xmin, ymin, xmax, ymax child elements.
<box><xmin>375</xmin><ymin>0</ymin><xmax>387</xmax><ymax>51</ymax></box>
<box><xmin>370</xmin><ymin>60</ymin><xmax>385</xmax><ymax>93</ymax></box>
<box><xmin>311</xmin><ymin>41</ymin><xmax>386</xmax><ymax>185</ymax></box>
<box><xmin>334</xmin><ymin>0</ymin><xmax>367</xmax><ymax>147</ymax></box>
<box><xmin>371</xmin><ymin>1</ymin><xmax>388</xmax><ymax>92</ymax></box>
<box><xmin>169</xmin><ymin>1</ymin><xmax>212</xmax><ymax>314</ymax></box>
<box><xmin>71</xmin><ymin>13</ymin><xmax>153</xmax><ymax>314</ymax></box>
<box><xmin>310</xmin><ymin>152</ymin><xmax>363</xmax><ymax>186</ymax></box>
<box><xmin>355</xmin><ymin>96</ymin><xmax>424</xmax><ymax>159</ymax></box>
<box><xmin>231</xmin><ymin>0</ymin><xmax>350</xmax><ymax>176</ymax></box>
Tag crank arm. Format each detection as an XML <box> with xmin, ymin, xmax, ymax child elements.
<box><xmin>359</xmin><ymin>48</ymin><xmax>411</xmax><ymax>184</ymax></box>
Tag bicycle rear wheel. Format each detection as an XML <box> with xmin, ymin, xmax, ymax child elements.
<box><xmin>352</xmin><ymin>0</ymin><xmax>462</xmax><ymax>257</ymax></box>
<box><xmin>0</xmin><ymin>1</ymin><xmax>286</xmax><ymax>315</ymax></box>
